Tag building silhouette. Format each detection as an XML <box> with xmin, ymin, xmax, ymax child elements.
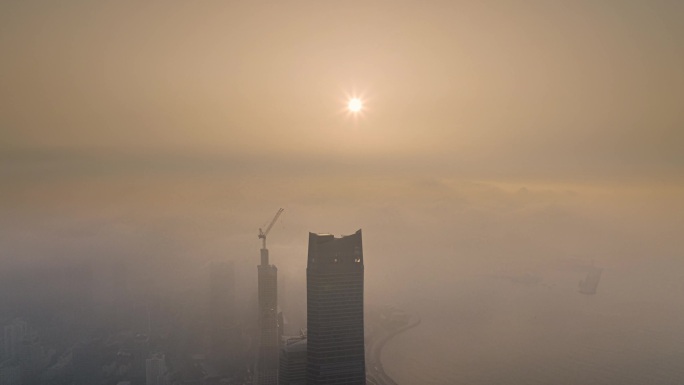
<box><xmin>208</xmin><ymin>260</ymin><xmax>238</xmax><ymax>367</ymax></box>
<box><xmin>579</xmin><ymin>267</ymin><xmax>603</xmax><ymax>295</ymax></box>
<box><xmin>146</xmin><ymin>353</ymin><xmax>169</xmax><ymax>385</ymax></box>
<box><xmin>2</xmin><ymin>319</ymin><xmax>27</xmax><ymax>361</ymax></box>
<box><xmin>306</xmin><ymin>230</ymin><xmax>366</xmax><ymax>385</ymax></box>
<box><xmin>256</xmin><ymin>246</ymin><xmax>279</xmax><ymax>385</ymax></box>
<box><xmin>0</xmin><ymin>359</ymin><xmax>22</xmax><ymax>385</ymax></box>
<box><xmin>279</xmin><ymin>334</ymin><xmax>307</xmax><ymax>385</ymax></box>
<box><xmin>73</xmin><ymin>338</ymin><xmax>105</xmax><ymax>385</ymax></box>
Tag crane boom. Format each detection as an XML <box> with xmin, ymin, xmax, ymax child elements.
<box><xmin>263</xmin><ymin>208</ymin><xmax>284</xmax><ymax>238</ymax></box>
<box><xmin>258</xmin><ymin>208</ymin><xmax>284</xmax><ymax>249</ymax></box>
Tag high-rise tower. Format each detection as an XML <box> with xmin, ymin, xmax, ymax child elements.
<box><xmin>256</xmin><ymin>209</ymin><xmax>283</xmax><ymax>385</ymax></box>
<box><xmin>306</xmin><ymin>230</ymin><xmax>366</xmax><ymax>385</ymax></box>
<box><xmin>256</xmin><ymin>247</ymin><xmax>278</xmax><ymax>385</ymax></box>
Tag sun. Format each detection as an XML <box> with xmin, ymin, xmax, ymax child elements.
<box><xmin>347</xmin><ymin>98</ymin><xmax>363</xmax><ymax>113</ymax></box>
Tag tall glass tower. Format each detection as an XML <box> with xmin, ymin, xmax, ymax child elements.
<box><xmin>306</xmin><ymin>230</ymin><xmax>366</xmax><ymax>385</ymax></box>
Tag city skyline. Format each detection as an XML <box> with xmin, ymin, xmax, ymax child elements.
<box><xmin>1</xmin><ymin>1</ymin><xmax>683</xmax><ymax>384</ymax></box>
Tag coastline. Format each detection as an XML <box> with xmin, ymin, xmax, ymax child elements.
<box><xmin>367</xmin><ymin>309</ymin><xmax>421</xmax><ymax>385</ymax></box>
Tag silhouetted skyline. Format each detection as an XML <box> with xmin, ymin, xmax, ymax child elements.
<box><xmin>1</xmin><ymin>1</ymin><xmax>683</xmax><ymax>384</ymax></box>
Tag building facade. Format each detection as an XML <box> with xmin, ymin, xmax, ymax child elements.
<box><xmin>279</xmin><ymin>335</ymin><xmax>307</xmax><ymax>385</ymax></box>
<box><xmin>145</xmin><ymin>353</ymin><xmax>168</xmax><ymax>385</ymax></box>
<box><xmin>256</xmin><ymin>248</ymin><xmax>279</xmax><ymax>385</ymax></box>
<box><xmin>306</xmin><ymin>230</ymin><xmax>366</xmax><ymax>385</ymax></box>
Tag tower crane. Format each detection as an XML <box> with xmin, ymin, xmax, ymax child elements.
<box><xmin>258</xmin><ymin>208</ymin><xmax>284</xmax><ymax>250</ymax></box>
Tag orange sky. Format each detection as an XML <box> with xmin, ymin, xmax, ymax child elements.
<box><xmin>1</xmin><ymin>5</ymin><xmax>683</xmax><ymax>380</ymax></box>
<box><xmin>1</xmin><ymin>1</ymin><xmax>682</xmax><ymax>181</ymax></box>
<box><xmin>1</xmin><ymin>2</ymin><xmax>682</xmax><ymax>278</ymax></box>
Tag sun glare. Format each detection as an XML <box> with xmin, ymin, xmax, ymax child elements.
<box><xmin>348</xmin><ymin>98</ymin><xmax>363</xmax><ymax>113</ymax></box>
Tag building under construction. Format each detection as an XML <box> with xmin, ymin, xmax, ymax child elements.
<box><xmin>255</xmin><ymin>209</ymin><xmax>283</xmax><ymax>385</ymax></box>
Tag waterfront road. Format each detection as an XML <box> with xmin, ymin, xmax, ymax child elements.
<box><xmin>366</xmin><ymin>307</ymin><xmax>421</xmax><ymax>385</ymax></box>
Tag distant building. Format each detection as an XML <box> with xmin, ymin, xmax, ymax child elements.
<box><xmin>18</xmin><ymin>333</ymin><xmax>50</xmax><ymax>384</ymax></box>
<box><xmin>208</xmin><ymin>260</ymin><xmax>238</xmax><ymax>366</ymax></box>
<box><xmin>73</xmin><ymin>339</ymin><xmax>104</xmax><ymax>385</ymax></box>
<box><xmin>579</xmin><ymin>267</ymin><xmax>603</xmax><ymax>295</ymax></box>
<box><xmin>2</xmin><ymin>320</ymin><xmax>27</xmax><ymax>361</ymax></box>
<box><xmin>279</xmin><ymin>334</ymin><xmax>306</xmax><ymax>385</ymax></box>
<box><xmin>256</xmin><ymin>246</ymin><xmax>278</xmax><ymax>385</ymax></box>
<box><xmin>146</xmin><ymin>353</ymin><xmax>168</xmax><ymax>385</ymax></box>
<box><xmin>306</xmin><ymin>230</ymin><xmax>366</xmax><ymax>385</ymax></box>
<box><xmin>131</xmin><ymin>333</ymin><xmax>150</xmax><ymax>383</ymax></box>
<box><xmin>0</xmin><ymin>359</ymin><xmax>21</xmax><ymax>385</ymax></box>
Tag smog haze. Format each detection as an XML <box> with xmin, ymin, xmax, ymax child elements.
<box><xmin>1</xmin><ymin>1</ymin><xmax>683</xmax><ymax>384</ymax></box>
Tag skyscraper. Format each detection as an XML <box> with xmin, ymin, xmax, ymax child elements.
<box><xmin>256</xmin><ymin>247</ymin><xmax>279</xmax><ymax>385</ymax></box>
<box><xmin>306</xmin><ymin>230</ymin><xmax>366</xmax><ymax>385</ymax></box>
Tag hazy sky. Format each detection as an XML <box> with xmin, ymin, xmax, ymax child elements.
<box><xmin>2</xmin><ymin>0</ymin><xmax>683</xmax><ymax>176</ymax></box>
<box><xmin>2</xmin><ymin>5</ymin><xmax>684</xmax><ymax>383</ymax></box>
<box><xmin>1</xmin><ymin>1</ymin><xmax>682</xmax><ymax>290</ymax></box>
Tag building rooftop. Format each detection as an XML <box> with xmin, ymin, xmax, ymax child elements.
<box><xmin>283</xmin><ymin>338</ymin><xmax>307</xmax><ymax>353</ymax></box>
<box><xmin>308</xmin><ymin>230</ymin><xmax>363</xmax><ymax>268</ymax></box>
